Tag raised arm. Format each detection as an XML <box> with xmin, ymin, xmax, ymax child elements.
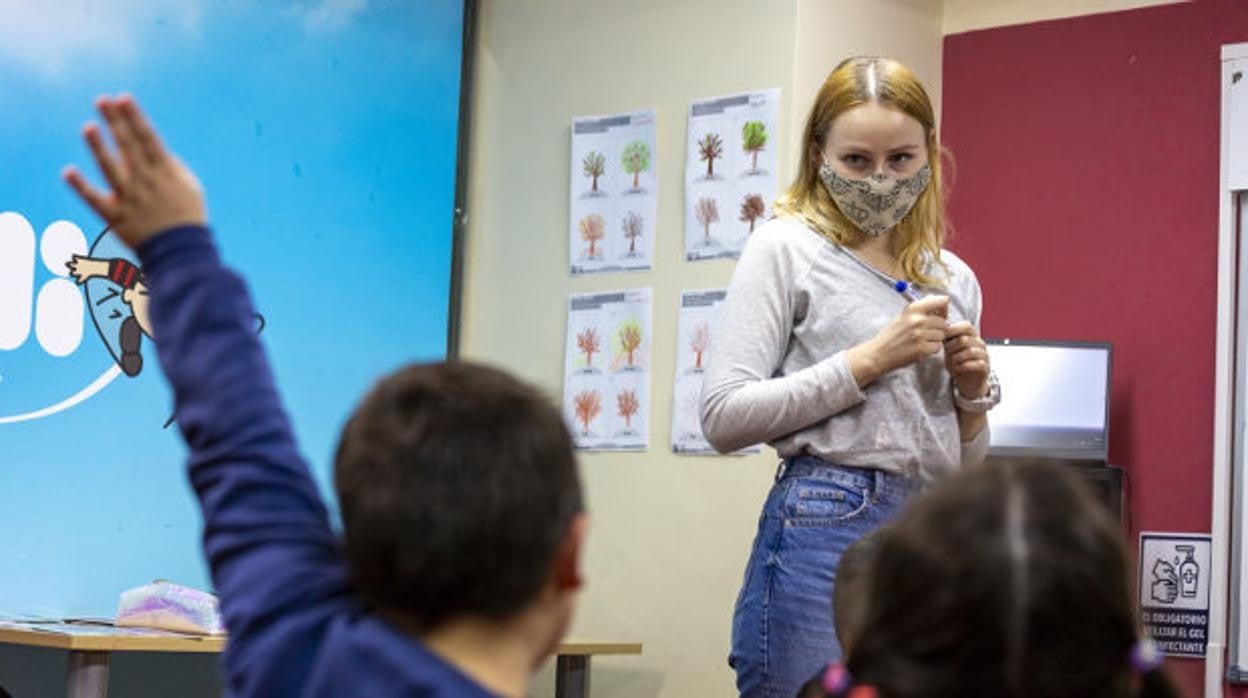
<box><xmin>64</xmin><ymin>96</ymin><xmax>350</xmax><ymax>694</ymax></box>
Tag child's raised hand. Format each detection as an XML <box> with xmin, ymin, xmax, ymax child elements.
<box><xmin>63</xmin><ymin>95</ymin><xmax>206</xmax><ymax>249</ymax></box>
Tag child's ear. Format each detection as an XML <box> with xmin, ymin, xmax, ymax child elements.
<box><xmin>552</xmin><ymin>513</ymin><xmax>588</xmax><ymax>592</ymax></box>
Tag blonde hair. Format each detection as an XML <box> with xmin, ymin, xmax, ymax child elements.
<box><xmin>775</xmin><ymin>56</ymin><xmax>949</xmax><ymax>287</ymax></box>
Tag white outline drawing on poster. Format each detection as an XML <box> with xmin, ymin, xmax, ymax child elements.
<box><xmin>0</xmin><ymin>213</ymin><xmax>265</xmax><ymax>427</ymax></box>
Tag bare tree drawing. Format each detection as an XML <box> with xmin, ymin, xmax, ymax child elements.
<box><xmin>697</xmin><ymin>132</ymin><xmax>724</xmax><ymax>178</ymax></box>
<box><xmin>573</xmin><ymin>390</ymin><xmax>602</xmax><ymax>436</ymax></box>
<box><xmin>695</xmin><ymin>197</ymin><xmax>719</xmax><ymax>243</ymax></box>
<box><xmin>742</xmin><ymin>120</ymin><xmax>768</xmax><ymax>172</ymax></box>
<box><xmin>739</xmin><ymin>193</ymin><xmax>766</xmax><ymax>233</ymax></box>
<box><xmin>582</xmin><ymin>150</ymin><xmax>606</xmax><ymax>192</ymax></box>
<box><xmin>618</xmin><ymin>322</ymin><xmax>642</xmax><ymax>367</ymax></box>
<box><xmin>621</xmin><ymin>141</ymin><xmax>651</xmax><ymax>190</ymax></box>
<box><xmin>690</xmin><ymin>321</ymin><xmax>711</xmax><ymax>369</ymax></box>
<box><xmin>621</xmin><ymin>211</ymin><xmax>644</xmax><ymax>255</ymax></box>
<box><xmin>577</xmin><ymin>327</ymin><xmax>600</xmax><ymax>368</ymax></box>
<box><xmin>617</xmin><ymin>389</ymin><xmax>640</xmax><ymax>431</ymax></box>
<box><xmin>579</xmin><ymin>213</ymin><xmax>605</xmax><ymax>257</ymax></box>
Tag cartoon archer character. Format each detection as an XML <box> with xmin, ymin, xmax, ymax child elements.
<box><xmin>67</xmin><ymin>254</ymin><xmax>150</xmax><ymax>377</ymax></box>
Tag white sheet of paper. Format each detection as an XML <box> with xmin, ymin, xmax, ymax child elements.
<box><xmin>564</xmin><ymin>288</ymin><xmax>652</xmax><ymax>450</ymax></box>
<box><xmin>569</xmin><ymin>110</ymin><xmax>658</xmax><ymax>274</ymax></box>
<box><xmin>684</xmin><ymin>88</ymin><xmax>780</xmax><ymax>261</ymax></box>
<box><xmin>671</xmin><ymin>289</ymin><xmax>760</xmax><ymax>455</ymax></box>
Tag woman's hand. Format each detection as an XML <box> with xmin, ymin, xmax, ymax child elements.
<box><xmin>63</xmin><ymin>95</ymin><xmax>206</xmax><ymax>250</ymax></box>
<box><xmin>943</xmin><ymin>321</ymin><xmax>990</xmax><ymax>399</ymax></box>
<box><xmin>846</xmin><ymin>294</ymin><xmax>949</xmax><ymax>387</ymax></box>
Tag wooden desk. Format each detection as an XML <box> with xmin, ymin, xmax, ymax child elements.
<box><xmin>0</xmin><ymin>623</ymin><xmax>223</xmax><ymax>698</ymax></box>
<box><xmin>0</xmin><ymin>623</ymin><xmax>640</xmax><ymax>698</ymax></box>
<box><xmin>552</xmin><ymin>641</ymin><xmax>643</xmax><ymax>698</ymax></box>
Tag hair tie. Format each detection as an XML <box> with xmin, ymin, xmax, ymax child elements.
<box><xmin>1129</xmin><ymin>637</ymin><xmax>1163</xmax><ymax>673</ymax></box>
<box><xmin>822</xmin><ymin>662</ymin><xmax>852</xmax><ymax>695</ymax></box>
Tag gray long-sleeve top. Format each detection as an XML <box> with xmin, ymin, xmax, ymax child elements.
<box><xmin>700</xmin><ymin>216</ymin><xmax>989</xmax><ymax>480</ymax></box>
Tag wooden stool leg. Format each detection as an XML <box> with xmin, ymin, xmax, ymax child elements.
<box><xmin>66</xmin><ymin>650</ymin><xmax>110</xmax><ymax>698</ymax></box>
<box><xmin>555</xmin><ymin>655</ymin><xmax>590</xmax><ymax>698</ymax></box>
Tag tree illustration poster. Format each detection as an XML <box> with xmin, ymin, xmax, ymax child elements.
<box><xmin>0</xmin><ymin>0</ymin><xmax>464</xmax><ymax>617</ymax></box>
<box><xmin>670</xmin><ymin>289</ymin><xmax>760</xmax><ymax>456</ymax></box>
<box><xmin>685</xmin><ymin>88</ymin><xmax>780</xmax><ymax>261</ymax></box>
<box><xmin>569</xmin><ymin>109</ymin><xmax>657</xmax><ymax>275</ymax></box>
<box><xmin>563</xmin><ymin>288</ymin><xmax>652</xmax><ymax>451</ymax></box>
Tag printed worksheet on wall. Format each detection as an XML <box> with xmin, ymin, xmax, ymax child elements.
<box><xmin>563</xmin><ymin>288</ymin><xmax>652</xmax><ymax>450</ymax></box>
<box><xmin>671</xmin><ymin>289</ymin><xmax>760</xmax><ymax>455</ymax></box>
<box><xmin>684</xmin><ymin>88</ymin><xmax>779</xmax><ymax>262</ymax></box>
<box><xmin>569</xmin><ymin>110</ymin><xmax>657</xmax><ymax>274</ymax></box>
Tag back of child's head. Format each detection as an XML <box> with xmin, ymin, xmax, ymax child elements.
<box><xmin>833</xmin><ymin>528</ymin><xmax>881</xmax><ymax>656</ymax></box>
<box><xmin>333</xmin><ymin>360</ymin><xmax>582</xmax><ymax>631</ymax></box>
<box><xmin>842</xmin><ymin>461</ymin><xmax>1177</xmax><ymax>698</ymax></box>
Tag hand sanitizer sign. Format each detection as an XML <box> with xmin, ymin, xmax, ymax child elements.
<box><xmin>1139</xmin><ymin>532</ymin><xmax>1212</xmax><ymax>657</ymax></box>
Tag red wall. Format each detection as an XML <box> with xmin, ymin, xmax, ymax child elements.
<box><xmin>942</xmin><ymin>1</ymin><xmax>1248</xmax><ymax>694</ymax></box>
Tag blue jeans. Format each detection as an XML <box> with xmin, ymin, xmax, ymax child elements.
<box><xmin>729</xmin><ymin>456</ymin><xmax>918</xmax><ymax>698</ymax></box>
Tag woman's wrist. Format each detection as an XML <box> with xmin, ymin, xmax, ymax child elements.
<box><xmin>955</xmin><ymin>376</ymin><xmax>989</xmax><ymax>399</ymax></box>
<box><xmin>846</xmin><ymin>340</ymin><xmax>885</xmax><ymax>387</ymax></box>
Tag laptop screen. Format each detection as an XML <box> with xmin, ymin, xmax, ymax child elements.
<box><xmin>983</xmin><ymin>339</ymin><xmax>1112</xmax><ymax>461</ymax></box>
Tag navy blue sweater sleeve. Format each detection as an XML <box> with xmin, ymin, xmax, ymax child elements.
<box><xmin>138</xmin><ymin>226</ymin><xmax>354</xmax><ymax>695</ymax></box>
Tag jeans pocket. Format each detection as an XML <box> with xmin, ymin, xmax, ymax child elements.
<box><xmin>784</xmin><ymin>477</ymin><xmax>870</xmax><ymax>524</ymax></box>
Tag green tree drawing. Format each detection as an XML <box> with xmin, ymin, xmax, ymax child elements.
<box><xmin>742</xmin><ymin>120</ymin><xmax>768</xmax><ymax>171</ymax></box>
<box><xmin>582</xmin><ymin>150</ymin><xmax>606</xmax><ymax>192</ymax></box>
<box><xmin>698</xmin><ymin>132</ymin><xmax>723</xmax><ymax>177</ymax></box>
<box><xmin>621</xmin><ymin>140</ymin><xmax>651</xmax><ymax>190</ymax></box>
<box><xmin>618</xmin><ymin>321</ymin><xmax>643</xmax><ymax>367</ymax></box>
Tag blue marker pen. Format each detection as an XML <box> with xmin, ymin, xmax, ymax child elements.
<box><xmin>894</xmin><ymin>279</ymin><xmax>923</xmax><ymax>303</ymax></box>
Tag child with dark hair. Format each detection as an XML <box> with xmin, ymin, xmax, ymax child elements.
<box><xmin>796</xmin><ymin>530</ymin><xmax>882</xmax><ymax>698</ymax></box>
<box><xmin>830</xmin><ymin>528</ymin><xmax>880</xmax><ymax>657</ymax></box>
<box><xmin>804</xmin><ymin>461</ymin><xmax>1178</xmax><ymax>698</ymax></box>
<box><xmin>64</xmin><ymin>95</ymin><xmax>587</xmax><ymax>697</ymax></box>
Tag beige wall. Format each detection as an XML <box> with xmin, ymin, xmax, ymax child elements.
<box><xmin>942</xmin><ymin>0</ymin><xmax>1186</xmax><ymax>35</ymax></box>
<box><xmin>461</xmin><ymin>1</ymin><xmax>942</xmax><ymax>694</ymax></box>
<box><xmin>794</xmin><ymin>0</ymin><xmax>944</xmax><ymax>150</ymax></box>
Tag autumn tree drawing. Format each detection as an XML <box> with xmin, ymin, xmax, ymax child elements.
<box><xmin>690</xmin><ymin>321</ymin><xmax>711</xmax><ymax>369</ymax></box>
<box><xmin>621</xmin><ymin>140</ymin><xmax>651</xmax><ymax>190</ymax></box>
<box><xmin>621</xmin><ymin>211</ymin><xmax>644</xmax><ymax>255</ymax></box>
<box><xmin>577</xmin><ymin>327</ymin><xmax>600</xmax><ymax>368</ymax></box>
<box><xmin>739</xmin><ymin>193</ymin><xmax>766</xmax><ymax>233</ymax></box>
<box><xmin>579</xmin><ymin>213</ymin><xmax>605</xmax><ymax>257</ymax></box>
<box><xmin>573</xmin><ymin>390</ymin><xmax>602</xmax><ymax>436</ymax></box>
<box><xmin>617</xmin><ymin>389</ymin><xmax>640</xmax><ymax>431</ymax></box>
<box><xmin>618</xmin><ymin>322</ymin><xmax>642</xmax><ymax>367</ymax></box>
<box><xmin>695</xmin><ymin>197</ymin><xmax>719</xmax><ymax>243</ymax></box>
<box><xmin>742</xmin><ymin>120</ymin><xmax>768</xmax><ymax>171</ymax></box>
<box><xmin>582</xmin><ymin>150</ymin><xmax>606</xmax><ymax>192</ymax></box>
<box><xmin>697</xmin><ymin>132</ymin><xmax>724</xmax><ymax>178</ymax></box>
